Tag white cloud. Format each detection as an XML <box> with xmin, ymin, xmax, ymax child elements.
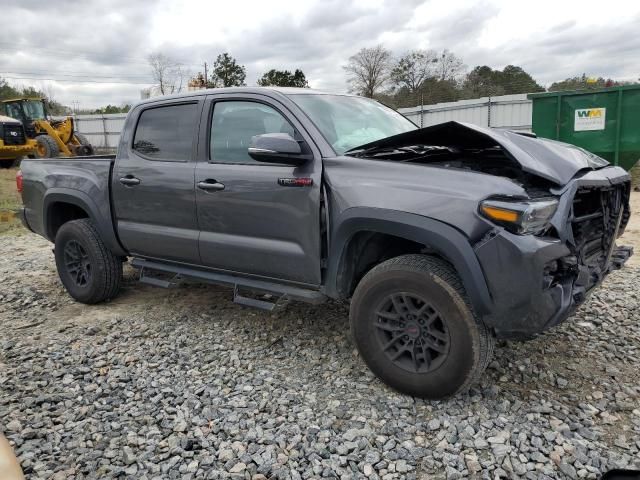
<box><xmin>1</xmin><ymin>0</ymin><xmax>638</xmax><ymax>108</ymax></box>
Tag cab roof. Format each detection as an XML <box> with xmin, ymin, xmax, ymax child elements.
<box><xmin>1</xmin><ymin>97</ymin><xmax>43</xmax><ymax>103</ymax></box>
<box><xmin>135</xmin><ymin>87</ymin><xmax>356</xmax><ymax>107</ymax></box>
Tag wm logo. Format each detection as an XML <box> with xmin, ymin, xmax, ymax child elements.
<box><xmin>577</xmin><ymin>109</ymin><xmax>603</xmax><ymax>118</ymax></box>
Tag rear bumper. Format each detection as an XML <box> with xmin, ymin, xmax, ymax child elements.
<box><xmin>475</xmin><ymin>166</ymin><xmax>632</xmax><ymax>339</ymax></box>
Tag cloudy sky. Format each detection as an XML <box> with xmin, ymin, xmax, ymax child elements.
<box><xmin>2</xmin><ymin>0</ymin><xmax>639</xmax><ymax>109</ymax></box>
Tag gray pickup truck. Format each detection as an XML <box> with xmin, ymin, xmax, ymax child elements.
<box><xmin>18</xmin><ymin>87</ymin><xmax>632</xmax><ymax>399</ymax></box>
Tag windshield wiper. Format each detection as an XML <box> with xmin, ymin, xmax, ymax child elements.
<box><xmin>345</xmin><ymin>147</ymin><xmax>389</xmax><ymax>157</ymax></box>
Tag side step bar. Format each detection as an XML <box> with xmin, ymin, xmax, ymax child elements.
<box><xmin>233</xmin><ymin>286</ymin><xmax>277</xmax><ymax>311</ymax></box>
<box><xmin>139</xmin><ymin>274</ymin><xmax>175</xmax><ymax>289</ymax></box>
<box><xmin>130</xmin><ymin>258</ymin><xmax>326</xmax><ymax>305</ymax></box>
<box><xmin>139</xmin><ymin>267</ymin><xmax>181</xmax><ymax>288</ymax></box>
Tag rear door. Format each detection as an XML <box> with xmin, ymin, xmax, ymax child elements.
<box><xmin>194</xmin><ymin>93</ymin><xmax>322</xmax><ymax>286</ymax></box>
<box><xmin>112</xmin><ymin>99</ymin><xmax>203</xmax><ymax>263</ymax></box>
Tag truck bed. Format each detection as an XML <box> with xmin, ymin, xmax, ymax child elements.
<box><xmin>20</xmin><ymin>155</ymin><xmax>117</xmax><ymax>243</ymax></box>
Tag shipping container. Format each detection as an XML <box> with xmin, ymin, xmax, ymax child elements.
<box><xmin>528</xmin><ymin>85</ymin><xmax>640</xmax><ymax>170</ymax></box>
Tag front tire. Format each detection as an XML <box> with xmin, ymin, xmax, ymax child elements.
<box><xmin>35</xmin><ymin>135</ymin><xmax>60</xmax><ymax>158</ymax></box>
<box><xmin>350</xmin><ymin>254</ymin><xmax>494</xmax><ymax>399</ymax></box>
<box><xmin>54</xmin><ymin>219</ymin><xmax>122</xmax><ymax>304</ymax></box>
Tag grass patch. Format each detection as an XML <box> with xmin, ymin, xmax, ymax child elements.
<box><xmin>0</xmin><ymin>167</ymin><xmax>23</xmax><ymax>234</ymax></box>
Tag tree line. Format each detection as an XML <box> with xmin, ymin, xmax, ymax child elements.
<box><xmin>0</xmin><ymin>78</ymin><xmax>131</xmax><ymax>115</ymax></box>
<box><xmin>1</xmin><ymin>46</ymin><xmax>633</xmax><ymax>118</ymax></box>
<box><xmin>0</xmin><ymin>78</ymin><xmax>69</xmax><ymax>115</ymax></box>
<box><xmin>344</xmin><ymin>45</ymin><xmax>633</xmax><ymax>108</ymax></box>
<box><xmin>344</xmin><ymin>45</ymin><xmax>479</xmax><ymax>107</ymax></box>
<box><xmin>147</xmin><ymin>47</ymin><xmax>633</xmax><ymax>110</ymax></box>
<box><xmin>147</xmin><ymin>52</ymin><xmax>309</xmax><ymax>96</ymax></box>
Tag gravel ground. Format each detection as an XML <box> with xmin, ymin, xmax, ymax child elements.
<box><xmin>1</xmin><ymin>228</ymin><xmax>640</xmax><ymax>480</ymax></box>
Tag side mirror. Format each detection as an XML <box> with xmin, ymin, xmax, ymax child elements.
<box><xmin>248</xmin><ymin>133</ymin><xmax>310</xmax><ymax>165</ymax></box>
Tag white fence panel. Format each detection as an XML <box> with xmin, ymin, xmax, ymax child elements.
<box><xmin>399</xmin><ymin>93</ymin><xmax>532</xmax><ymax>132</ymax></box>
<box><xmin>72</xmin><ymin>114</ymin><xmax>127</xmax><ymax>150</ymax></box>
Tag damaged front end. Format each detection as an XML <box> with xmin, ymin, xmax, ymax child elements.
<box><xmin>348</xmin><ymin>121</ymin><xmax>633</xmax><ymax>339</ymax></box>
<box><xmin>475</xmin><ymin>171</ymin><xmax>632</xmax><ymax>339</ymax></box>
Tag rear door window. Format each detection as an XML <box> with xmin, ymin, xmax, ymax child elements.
<box><xmin>133</xmin><ymin>103</ymin><xmax>198</xmax><ymax>161</ymax></box>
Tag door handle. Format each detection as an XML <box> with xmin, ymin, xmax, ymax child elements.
<box><xmin>119</xmin><ymin>176</ymin><xmax>140</xmax><ymax>186</ymax></box>
<box><xmin>197</xmin><ymin>180</ymin><xmax>225</xmax><ymax>192</ymax></box>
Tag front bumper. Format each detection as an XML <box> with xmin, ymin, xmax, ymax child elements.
<box><xmin>475</xmin><ymin>167</ymin><xmax>633</xmax><ymax>339</ymax></box>
<box><xmin>0</xmin><ymin>144</ymin><xmax>36</xmax><ymax>159</ymax></box>
<box><xmin>475</xmin><ymin>230</ymin><xmax>632</xmax><ymax>339</ymax></box>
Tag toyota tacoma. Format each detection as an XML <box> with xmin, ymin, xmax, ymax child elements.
<box><xmin>17</xmin><ymin>88</ymin><xmax>633</xmax><ymax>399</ymax></box>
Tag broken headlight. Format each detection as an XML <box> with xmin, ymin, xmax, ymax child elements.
<box><xmin>479</xmin><ymin>198</ymin><xmax>558</xmax><ymax>235</ymax></box>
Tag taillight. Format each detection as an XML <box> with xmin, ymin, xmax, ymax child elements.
<box><xmin>16</xmin><ymin>170</ymin><xmax>23</xmax><ymax>193</ymax></box>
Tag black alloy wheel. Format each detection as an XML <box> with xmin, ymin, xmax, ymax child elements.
<box><xmin>374</xmin><ymin>293</ymin><xmax>450</xmax><ymax>373</ymax></box>
<box><xmin>63</xmin><ymin>239</ymin><xmax>92</xmax><ymax>287</ymax></box>
<box><xmin>54</xmin><ymin>219</ymin><xmax>122</xmax><ymax>304</ymax></box>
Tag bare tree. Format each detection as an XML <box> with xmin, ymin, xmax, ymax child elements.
<box><xmin>41</xmin><ymin>83</ymin><xmax>67</xmax><ymax>114</ymax></box>
<box><xmin>390</xmin><ymin>49</ymin><xmax>439</xmax><ymax>93</ymax></box>
<box><xmin>344</xmin><ymin>45</ymin><xmax>392</xmax><ymax>98</ymax></box>
<box><xmin>42</xmin><ymin>83</ymin><xmax>57</xmax><ymax>104</ymax></box>
<box><xmin>147</xmin><ymin>52</ymin><xmax>187</xmax><ymax>95</ymax></box>
<box><xmin>435</xmin><ymin>50</ymin><xmax>464</xmax><ymax>81</ymax></box>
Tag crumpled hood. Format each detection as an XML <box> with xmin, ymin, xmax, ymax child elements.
<box><xmin>349</xmin><ymin>121</ymin><xmax>609</xmax><ymax>185</ymax></box>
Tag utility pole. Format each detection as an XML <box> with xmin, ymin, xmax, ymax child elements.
<box><xmin>203</xmin><ymin>62</ymin><xmax>208</xmax><ymax>89</ymax></box>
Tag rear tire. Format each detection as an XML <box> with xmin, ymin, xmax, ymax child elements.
<box><xmin>54</xmin><ymin>219</ymin><xmax>122</xmax><ymax>304</ymax></box>
<box><xmin>75</xmin><ymin>133</ymin><xmax>90</xmax><ymax>145</ymax></box>
<box><xmin>35</xmin><ymin>135</ymin><xmax>60</xmax><ymax>158</ymax></box>
<box><xmin>0</xmin><ymin>159</ymin><xmax>15</xmax><ymax>168</ymax></box>
<box><xmin>350</xmin><ymin>254</ymin><xmax>494</xmax><ymax>399</ymax></box>
<box><xmin>74</xmin><ymin>133</ymin><xmax>94</xmax><ymax>155</ymax></box>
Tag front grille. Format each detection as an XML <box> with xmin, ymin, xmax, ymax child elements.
<box><xmin>571</xmin><ymin>183</ymin><xmax>629</xmax><ymax>272</ymax></box>
<box><xmin>3</xmin><ymin>124</ymin><xmax>26</xmax><ymax>146</ymax></box>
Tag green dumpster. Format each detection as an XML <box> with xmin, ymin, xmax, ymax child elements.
<box><xmin>528</xmin><ymin>85</ymin><xmax>640</xmax><ymax>171</ymax></box>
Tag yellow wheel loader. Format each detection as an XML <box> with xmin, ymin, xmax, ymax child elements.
<box><xmin>0</xmin><ymin>115</ymin><xmax>38</xmax><ymax>168</ymax></box>
<box><xmin>1</xmin><ymin>98</ymin><xmax>94</xmax><ymax>159</ymax></box>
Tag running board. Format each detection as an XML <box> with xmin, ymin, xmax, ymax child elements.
<box><xmin>130</xmin><ymin>258</ymin><xmax>326</xmax><ymax>305</ymax></box>
<box><xmin>233</xmin><ymin>286</ymin><xmax>277</xmax><ymax>311</ymax></box>
<box><xmin>139</xmin><ymin>268</ymin><xmax>180</xmax><ymax>288</ymax></box>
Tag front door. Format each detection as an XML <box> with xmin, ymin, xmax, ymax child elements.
<box><xmin>195</xmin><ymin>95</ymin><xmax>322</xmax><ymax>286</ymax></box>
<box><xmin>112</xmin><ymin>100</ymin><xmax>202</xmax><ymax>264</ymax></box>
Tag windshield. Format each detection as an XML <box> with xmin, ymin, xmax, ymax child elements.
<box><xmin>23</xmin><ymin>100</ymin><xmax>46</xmax><ymax>120</ymax></box>
<box><xmin>289</xmin><ymin>94</ymin><xmax>417</xmax><ymax>155</ymax></box>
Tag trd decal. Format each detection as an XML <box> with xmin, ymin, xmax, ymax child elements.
<box><xmin>278</xmin><ymin>178</ymin><xmax>313</xmax><ymax>187</ymax></box>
